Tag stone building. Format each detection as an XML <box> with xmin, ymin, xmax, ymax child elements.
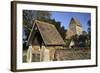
<box><xmin>27</xmin><ymin>20</ymin><xmax>65</xmax><ymax>62</ymax></box>
<box><xmin>66</xmin><ymin>17</ymin><xmax>83</xmax><ymax>39</ymax></box>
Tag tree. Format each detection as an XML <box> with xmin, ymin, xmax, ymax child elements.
<box><xmin>70</xmin><ymin>31</ymin><xmax>88</xmax><ymax>47</ymax></box>
<box><xmin>23</xmin><ymin>10</ymin><xmax>51</xmax><ymax>40</ymax></box>
<box><xmin>87</xmin><ymin>20</ymin><xmax>91</xmax><ymax>47</ymax></box>
<box><xmin>35</xmin><ymin>11</ymin><xmax>51</xmax><ymax>22</ymax></box>
<box><xmin>23</xmin><ymin>10</ymin><xmax>35</xmax><ymax>28</ymax></box>
<box><xmin>78</xmin><ymin>34</ymin><xmax>87</xmax><ymax>47</ymax></box>
<box><xmin>87</xmin><ymin>20</ymin><xmax>91</xmax><ymax>40</ymax></box>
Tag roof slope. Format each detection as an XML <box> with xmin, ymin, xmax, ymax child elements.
<box><xmin>70</xmin><ymin>17</ymin><xmax>82</xmax><ymax>27</ymax></box>
<box><xmin>28</xmin><ymin>20</ymin><xmax>65</xmax><ymax>46</ymax></box>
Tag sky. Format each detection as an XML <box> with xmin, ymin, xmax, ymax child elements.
<box><xmin>50</xmin><ymin>11</ymin><xmax>91</xmax><ymax>32</ymax></box>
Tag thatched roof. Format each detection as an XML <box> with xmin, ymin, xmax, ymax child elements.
<box><xmin>70</xmin><ymin>17</ymin><xmax>82</xmax><ymax>27</ymax></box>
<box><xmin>27</xmin><ymin>20</ymin><xmax>65</xmax><ymax>46</ymax></box>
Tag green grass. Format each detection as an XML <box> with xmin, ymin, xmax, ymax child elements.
<box><xmin>23</xmin><ymin>49</ymin><xmax>27</xmax><ymax>62</ymax></box>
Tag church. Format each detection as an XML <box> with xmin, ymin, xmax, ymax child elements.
<box><xmin>66</xmin><ymin>17</ymin><xmax>83</xmax><ymax>48</ymax></box>
<box><xmin>66</xmin><ymin>17</ymin><xmax>83</xmax><ymax>39</ymax></box>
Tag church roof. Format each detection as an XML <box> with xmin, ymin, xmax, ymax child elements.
<box><xmin>70</xmin><ymin>17</ymin><xmax>82</xmax><ymax>27</ymax></box>
<box><xmin>27</xmin><ymin>20</ymin><xmax>65</xmax><ymax>46</ymax></box>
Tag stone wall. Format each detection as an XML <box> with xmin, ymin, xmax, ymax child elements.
<box><xmin>54</xmin><ymin>48</ymin><xmax>91</xmax><ymax>61</ymax></box>
<box><xmin>23</xmin><ymin>46</ymin><xmax>91</xmax><ymax>63</ymax></box>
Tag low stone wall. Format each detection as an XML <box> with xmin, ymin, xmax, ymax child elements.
<box><xmin>54</xmin><ymin>48</ymin><xmax>91</xmax><ymax>61</ymax></box>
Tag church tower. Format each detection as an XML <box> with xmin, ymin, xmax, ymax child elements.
<box><xmin>66</xmin><ymin>17</ymin><xmax>83</xmax><ymax>39</ymax></box>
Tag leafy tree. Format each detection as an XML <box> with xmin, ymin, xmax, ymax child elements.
<box><xmin>23</xmin><ymin>10</ymin><xmax>35</xmax><ymax>42</ymax></box>
<box><xmin>87</xmin><ymin>20</ymin><xmax>91</xmax><ymax>47</ymax></box>
<box><xmin>35</xmin><ymin>11</ymin><xmax>51</xmax><ymax>22</ymax></box>
<box><xmin>78</xmin><ymin>34</ymin><xmax>87</xmax><ymax>47</ymax></box>
<box><xmin>70</xmin><ymin>31</ymin><xmax>88</xmax><ymax>48</ymax></box>
<box><xmin>87</xmin><ymin>20</ymin><xmax>91</xmax><ymax>40</ymax></box>
<box><xmin>23</xmin><ymin>10</ymin><xmax>51</xmax><ymax>39</ymax></box>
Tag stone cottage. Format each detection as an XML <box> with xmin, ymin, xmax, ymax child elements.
<box><xmin>27</xmin><ymin>20</ymin><xmax>65</xmax><ymax>62</ymax></box>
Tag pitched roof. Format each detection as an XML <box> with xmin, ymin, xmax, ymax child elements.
<box><xmin>27</xmin><ymin>20</ymin><xmax>65</xmax><ymax>46</ymax></box>
<box><xmin>70</xmin><ymin>17</ymin><xmax>82</xmax><ymax>27</ymax></box>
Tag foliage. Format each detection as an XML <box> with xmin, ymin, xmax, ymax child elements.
<box><xmin>87</xmin><ymin>20</ymin><xmax>91</xmax><ymax>40</ymax></box>
<box><xmin>35</xmin><ymin>11</ymin><xmax>51</xmax><ymax>22</ymax></box>
<box><xmin>23</xmin><ymin>10</ymin><xmax>51</xmax><ymax>39</ymax></box>
<box><xmin>87</xmin><ymin>20</ymin><xmax>91</xmax><ymax>47</ymax></box>
<box><xmin>78</xmin><ymin>34</ymin><xmax>88</xmax><ymax>47</ymax></box>
<box><xmin>70</xmin><ymin>33</ymin><xmax>88</xmax><ymax>47</ymax></box>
